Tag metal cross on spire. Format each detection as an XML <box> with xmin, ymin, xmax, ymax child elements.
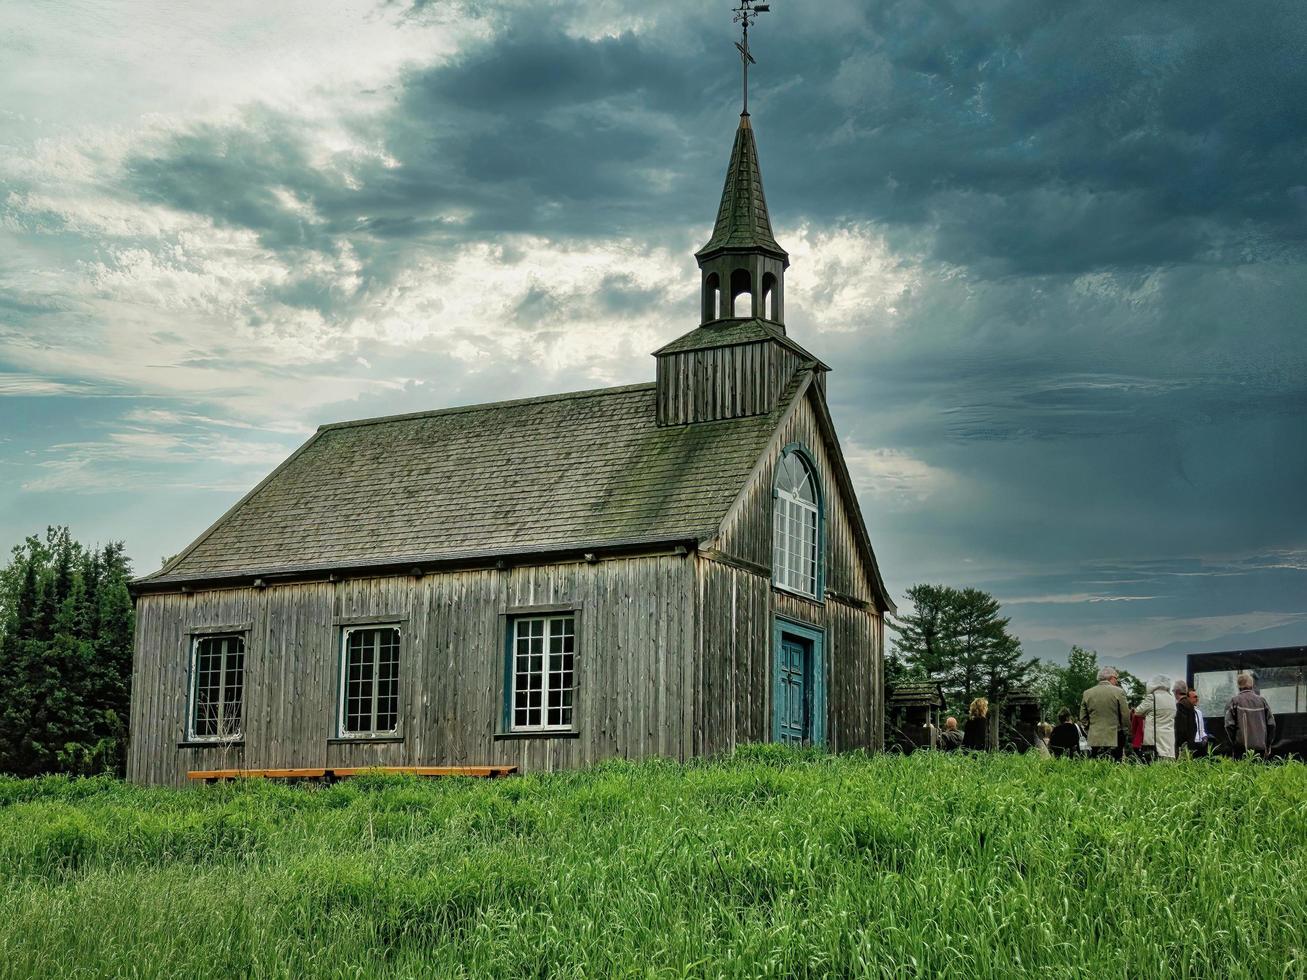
<box><xmin>732</xmin><ymin>0</ymin><xmax>771</xmax><ymax>116</ymax></box>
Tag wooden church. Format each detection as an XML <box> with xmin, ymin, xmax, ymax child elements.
<box><xmin>128</xmin><ymin>96</ymin><xmax>894</xmax><ymax>785</ymax></box>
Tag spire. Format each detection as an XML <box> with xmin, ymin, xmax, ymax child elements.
<box><xmin>691</xmin><ymin>2</ymin><xmax>788</xmax><ymax>327</ymax></box>
<box><xmin>696</xmin><ymin>114</ymin><xmax>788</xmax><ymax>263</ymax></box>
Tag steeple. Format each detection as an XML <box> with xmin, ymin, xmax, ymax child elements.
<box><xmin>652</xmin><ymin>0</ymin><xmax>824</xmax><ymax>428</ymax></box>
<box><xmin>695</xmin><ymin>115</ymin><xmax>789</xmax><ymax>327</ymax></box>
<box><xmin>699</xmin><ymin>115</ymin><xmax>787</xmax><ymax>260</ymax></box>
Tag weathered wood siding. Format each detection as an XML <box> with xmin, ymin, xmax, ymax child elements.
<box><xmin>697</xmin><ymin>383</ymin><xmax>883</xmax><ymax>754</ymax></box>
<box><xmin>129</xmin><ymin>555</ymin><xmax>696</xmax><ymax>786</ymax></box>
<box><xmin>130</xmin><ymin>378</ymin><xmax>887</xmax><ymax>783</ymax></box>
<box><xmin>717</xmin><ymin>383</ymin><xmax>875</xmax><ymax>602</ymax></box>
<box><xmin>656</xmin><ymin>340</ymin><xmax>804</xmax><ymax>426</ymax></box>
<box><xmin>694</xmin><ymin>561</ymin><xmax>881</xmax><ymax>756</ymax></box>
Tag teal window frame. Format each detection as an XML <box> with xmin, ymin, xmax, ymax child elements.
<box><xmin>771</xmin><ymin>616</ymin><xmax>827</xmax><ymax>746</ymax></box>
<box><xmin>771</xmin><ymin>442</ymin><xmax>825</xmax><ymax>600</ymax></box>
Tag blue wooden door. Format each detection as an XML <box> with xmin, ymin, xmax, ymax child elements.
<box><xmin>776</xmin><ymin>637</ymin><xmax>809</xmax><ymax>744</ymax></box>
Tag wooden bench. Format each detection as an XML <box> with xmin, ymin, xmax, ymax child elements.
<box><xmin>187</xmin><ymin>765</ymin><xmax>517</xmax><ymax>784</ymax></box>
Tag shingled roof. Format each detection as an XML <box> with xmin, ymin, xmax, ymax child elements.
<box><xmin>696</xmin><ymin>114</ymin><xmax>787</xmax><ymax>261</ymax></box>
<box><xmin>140</xmin><ymin>381</ymin><xmax>788</xmax><ymax>586</ymax></box>
<box><xmin>887</xmin><ymin>682</ymin><xmax>947</xmax><ymax>709</ymax></box>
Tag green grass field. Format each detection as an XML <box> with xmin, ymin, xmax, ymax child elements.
<box><xmin>1</xmin><ymin>749</ymin><xmax>1303</xmax><ymax>978</ymax></box>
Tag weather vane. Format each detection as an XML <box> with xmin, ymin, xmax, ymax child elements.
<box><xmin>733</xmin><ymin>0</ymin><xmax>771</xmax><ymax>116</ymax></box>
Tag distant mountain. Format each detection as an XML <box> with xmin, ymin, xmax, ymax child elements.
<box><xmin>1021</xmin><ymin>621</ymin><xmax>1306</xmax><ymax>684</ymax></box>
<box><xmin>1118</xmin><ymin>620</ymin><xmax>1307</xmax><ymax>681</ymax></box>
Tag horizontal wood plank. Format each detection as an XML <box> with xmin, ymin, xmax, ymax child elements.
<box><xmin>329</xmin><ymin>766</ymin><xmax>516</xmax><ymax>778</ymax></box>
<box><xmin>187</xmin><ymin>765</ymin><xmax>518</xmax><ymax>781</ymax></box>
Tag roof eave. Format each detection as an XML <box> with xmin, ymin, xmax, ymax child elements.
<box><xmin>652</xmin><ymin>318</ymin><xmax>831</xmax><ymax>369</ymax></box>
<box><xmin>130</xmin><ymin>534</ymin><xmax>707</xmax><ymax>595</ymax></box>
<box><xmin>694</xmin><ymin>242</ymin><xmax>790</xmax><ymax>265</ymax></box>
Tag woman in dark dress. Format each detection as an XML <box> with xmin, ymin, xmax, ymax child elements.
<box><xmin>962</xmin><ymin>697</ymin><xmax>990</xmax><ymax>751</ymax></box>
<box><xmin>1049</xmin><ymin>707</ymin><xmax>1082</xmax><ymax>758</ymax></box>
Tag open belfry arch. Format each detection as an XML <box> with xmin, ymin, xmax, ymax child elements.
<box><xmin>696</xmin><ymin>113</ymin><xmax>788</xmax><ymax>325</ymax></box>
<box><xmin>127</xmin><ymin>0</ymin><xmax>893</xmax><ymax>785</ymax></box>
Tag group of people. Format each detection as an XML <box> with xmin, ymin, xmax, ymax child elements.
<box><xmin>935</xmin><ymin>702</ymin><xmax>991</xmax><ymax>752</ymax></box>
<box><xmin>1066</xmin><ymin>666</ymin><xmax>1276</xmax><ymax>760</ymax></box>
<box><xmin>930</xmin><ymin>667</ymin><xmax>1277</xmax><ymax>760</ymax></box>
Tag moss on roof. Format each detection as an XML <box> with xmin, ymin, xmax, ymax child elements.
<box><xmin>146</xmin><ymin>382</ymin><xmax>786</xmax><ymax>582</ymax></box>
<box><xmin>653</xmin><ymin>318</ymin><xmax>828</xmax><ymax>368</ymax></box>
<box><xmin>696</xmin><ymin>115</ymin><xmax>787</xmax><ymax>261</ymax></box>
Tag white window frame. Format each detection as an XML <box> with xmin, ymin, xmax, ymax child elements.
<box><xmin>773</xmin><ymin>452</ymin><xmax>820</xmax><ymax>599</ymax></box>
<box><xmin>187</xmin><ymin>632</ymin><xmax>246</xmax><ymax>742</ymax></box>
<box><xmin>510</xmin><ymin>614</ymin><xmax>576</xmax><ymax>733</ymax></box>
<box><xmin>337</xmin><ymin>624</ymin><xmax>403</xmax><ymax>738</ymax></box>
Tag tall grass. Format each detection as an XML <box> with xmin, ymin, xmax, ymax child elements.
<box><xmin>0</xmin><ymin>749</ymin><xmax>1303</xmax><ymax>978</ymax></box>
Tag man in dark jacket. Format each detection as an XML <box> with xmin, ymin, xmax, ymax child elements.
<box><xmin>1174</xmin><ymin>679</ymin><xmax>1198</xmax><ymax>755</ymax></box>
<box><xmin>1225</xmin><ymin>673</ymin><xmax>1276</xmax><ymax>758</ymax></box>
<box><xmin>939</xmin><ymin>716</ymin><xmax>964</xmax><ymax>751</ymax></box>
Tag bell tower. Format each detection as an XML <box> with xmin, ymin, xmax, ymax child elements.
<box><xmin>653</xmin><ymin>1</ymin><xmax>825</xmax><ymax>428</ymax></box>
<box><xmin>695</xmin><ymin>113</ymin><xmax>789</xmax><ymax>327</ymax></box>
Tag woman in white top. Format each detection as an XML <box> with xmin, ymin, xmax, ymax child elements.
<box><xmin>1135</xmin><ymin>675</ymin><xmax>1177</xmax><ymax>760</ymax></box>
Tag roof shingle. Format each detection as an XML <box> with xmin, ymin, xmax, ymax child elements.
<box><xmin>145</xmin><ymin>382</ymin><xmax>783</xmax><ymax>583</ymax></box>
<box><xmin>696</xmin><ymin>115</ymin><xmax>786</xmax><ymax>261</ymax></box>
<box><xmin>653</xmin><ymin>318</ymin><xmax>828</xmax><ymax>368</ymax></box>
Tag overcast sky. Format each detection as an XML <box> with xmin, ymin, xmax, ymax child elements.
<box><xmin>2</xmin><ymin>0</ymin><xmax>1304</xmax><ymax>671</ymax></box>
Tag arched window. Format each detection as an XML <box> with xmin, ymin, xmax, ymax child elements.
<box><xmin>730</xmin><ymin>268</ymin><xmax>752</xmax><ymax>317</ymax></box>
<box><xmin>761</xmin><ymin>272</ymin><xmax>777</xmax><ymax>321</ymax></box>
<box><xmin>703</xmin><ymin>272</ymin><xmax>721</xmax><ymax>321</ymax></box>
<box><xmin>773</xmin><ymin>448</ymin><xmax>820</xmax><ymax>597</ymax></box>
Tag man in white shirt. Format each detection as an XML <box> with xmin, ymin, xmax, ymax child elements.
<box><xmin>1188</xmin><ymin>689</ymin><xmax>1209</xmax><ymax>758</ymax></box>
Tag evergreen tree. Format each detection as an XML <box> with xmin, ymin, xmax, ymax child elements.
<box><xmin>891</xmin><ymin>584</ymin><xmax>957</xmax><ymax>678</ymax></box>
<box><xmin>0</xmin><ymin>528</ymin><xmax>135</xmax><ymax>776</ymax></box>
<box><xmin>890</xmin><ymin>583</ymin><xmax>1034</xmax><ymax>718</ymax></box>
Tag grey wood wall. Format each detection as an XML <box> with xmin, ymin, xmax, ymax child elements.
<box><xmin>129</xmin><ymin>381</ymin><xmax>886</xmax><ymax>785</ymax></box>
<box><xmin>701</xmin><ymin>383</ymin><xmax>884</xmax><ymax>752</ymax></box>
<box><xmin>656</xmin><ymin>339</ymin><xmax>804</xmax><ymax>426</ymax></box>
<box><xmin>695</xmin><ymin>558</ymin><xmax>881</xmax><ymax>756</ymax></box>
<box><xmin>129</xmin><ymin>555</ymin><xmax>696</xmax><ymax>786</ymax></box>
<box><xmin>717</xmin><ymin>383</ymin><xmax>876</xmax><ymax>602</ymax></box>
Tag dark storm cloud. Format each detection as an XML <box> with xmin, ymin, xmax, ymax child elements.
<box><xmin>126</xmin><ymin>112</ymin><xmax>322</xmax><ymax>250</ymax></box>
<box><xmin>54</xmin><ymin>0</ymin><xmax>1306</xmax><ymax>656</ymax></box>
<box><xmin>115</xmin><ymin>24</ymin><xmax>708</xmax><ymax>321</ymax></box>
<box><xmin>509</xmin><ymin>273</ymin><xmax>681</xmax><ymax>330</ymax></box>
<box><xmin>118</xmin><ymin>0</ymin><xmax>1307</xmax><ymax>286</ymax></box>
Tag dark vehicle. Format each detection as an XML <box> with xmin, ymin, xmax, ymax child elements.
<box><xmin>1187</xmin><ymin>646</ymin><xmax>1307</xmax><ymax>758</ymax></box>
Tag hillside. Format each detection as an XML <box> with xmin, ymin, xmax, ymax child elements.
<box><xmin>1</xmin><ymin>751</ymin><xmax>1304</xmax><ymax>978</ymax></box>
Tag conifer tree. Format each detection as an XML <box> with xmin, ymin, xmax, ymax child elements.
<box><xmin>0</xmin><ymin>528</ymin><xmax>135</xmax><ymax>776</ymax></box>
<box><xmin>891</xmin><ymin>583</ymin><xmax>1033</xmax><ymax>718</ymax></box>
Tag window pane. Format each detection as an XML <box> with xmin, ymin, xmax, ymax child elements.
<box><xmin>775</xmin><ymin>498</ymin><xmax>790</xmax><ymax>588</ymax></box>
<box><xmin>343</xmin><ymin>627</ymin><xmax>400</xmax><ymax>734</ymax></box>
<box><xmin>547</xmin><ymin>617</ymin><xmax>575</xmax><ymax>727</ymax></box>
<box><xmin>805</xmin><ymin>508</ymin><xmax>819</xmax><ymax>594</ymax></box>
<box><xmin>514</xmin><ymin>618</ymin><xmax>544</xmax><ymax>728</ymax></box>
<box><xmin>773</xmin><ymin>502</ymin><xmax>787</xmax><ymax>585</ymax></box>
<box><xmin>774</xmin><ymin>453</ymin><xmax>821</xmax><ymax>597</ymax></box>
<box><xmin>512</xmin><ymin>616</ymin><xmax>575</xmax><ymax>730</ymax></box>
<box><xmin>193</xmin><ymin>634</ymin><xmax>243</xmax><ymax>739</ymax></box>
